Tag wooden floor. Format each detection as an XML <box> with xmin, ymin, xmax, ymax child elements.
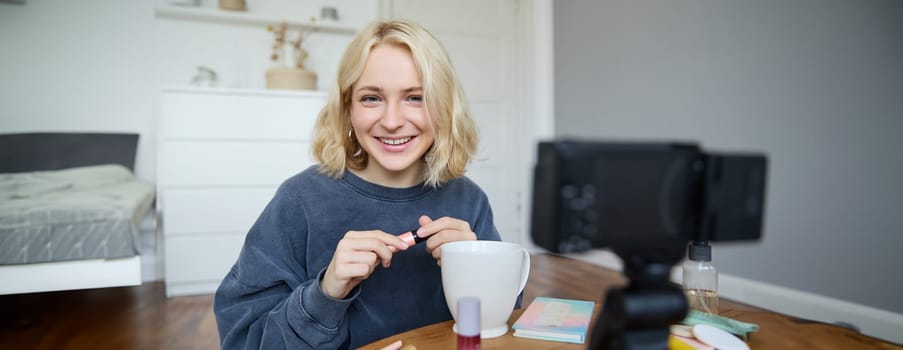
<box><xmin>0</xmin><ymin>254</ymin><xmax>620</xmax><ymax>350</ymax></box>
<box><xmin>0</xmin><ymin>282</ymin><xmax>219</xmax><ymax>350</ymax></box>
<box><xmin>4</xmin><ymin>255</ymin><xmax>898</xmax><ymax>349</ymax></box>
<box><xmin>0</xmin><ymin>254</ymin><xmax>625</xmax><ymax>350</ymax></box>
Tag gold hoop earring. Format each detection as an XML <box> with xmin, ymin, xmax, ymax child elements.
<box><xmin>348</xmin><ymin>128</ymin><xmax>363</xmax><ymax>158</ymax></box>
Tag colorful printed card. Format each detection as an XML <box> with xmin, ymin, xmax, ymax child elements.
<box><xmin>512</xmin><ymin>297</ymin><xmax>596</xmax><ymax>344</ymax></box>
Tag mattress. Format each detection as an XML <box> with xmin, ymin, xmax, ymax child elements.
<box><xmin>0</xmin><ymin>164</ymin><xmax>155</xmax><ymax>265</ymax></box>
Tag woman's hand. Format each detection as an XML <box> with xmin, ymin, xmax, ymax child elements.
<box><xmin>416</xmin><ymin>215</ymin><xmax>477</xmax><ymax>265</ymax></box>
<box><xmin>321</xmin><ymin>230</ymin><xmax>409</xmax><ymax>299</ymax></box>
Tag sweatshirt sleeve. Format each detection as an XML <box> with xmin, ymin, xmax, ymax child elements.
<box><xmin>213</xmin><ymin>181</ymin><xmax>358</xmax><ymax>350</ymax></box>
<box><xmin>472</xmin><ymin>188</ymin><xmax>501</xmax><ymax>242</ymax></box>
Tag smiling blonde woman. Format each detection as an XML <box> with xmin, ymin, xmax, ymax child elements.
<box><xmin>312</xmin><ymin>19</ymin><xmax>478</xmax><ymax>188</ymax></box>
<box><xmin>214</xmin><ymin>19</ymin><xmax>501</xmax><ymax>350</ymax></box>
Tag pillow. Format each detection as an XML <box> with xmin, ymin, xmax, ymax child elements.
<box><xmin>0</xmin><ymin>164</ymin><xmax>135</xmax><ymax>199</ymax></box>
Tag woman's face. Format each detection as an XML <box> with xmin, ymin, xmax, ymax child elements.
<box><xmin>349</xmin><ymin>43</ymin><xmax>434</xmax><ymax>187</ymax></box>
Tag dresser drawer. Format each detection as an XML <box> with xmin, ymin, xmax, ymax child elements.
<box><xmin>158</xmin><ymin>140</ymin><xmax>312</xmax><ymax>186</ymax></box>
<box><xmin>162</xmin><ymin>187</ymin><xmax>278</xmax><ymax>236</ymax></box>
<box><xmin>159</xmin><ymin>90</ymin><xmax>324</xmax><ymax>140</ymax></box>
<box><xmin>158</xmin><ymin>88</ymin><xmax>322</xmax><ymax>296</ymax></box>
<box><xmin>164</xmin><ymin>234</ymin><xmax>246</xmax><ymax>284</ymax></box>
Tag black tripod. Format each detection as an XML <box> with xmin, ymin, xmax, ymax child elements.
<box><xmin>588</xmin><ymin>254</ymin><xmax>688</xmax><ymax>350</ymax></box>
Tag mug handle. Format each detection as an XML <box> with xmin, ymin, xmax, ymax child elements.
<box><xmin>517</xmin><ymin>248</ymin><xmax>531</xmax><ymax>293</ymax></box>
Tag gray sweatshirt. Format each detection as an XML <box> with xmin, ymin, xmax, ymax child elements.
<box><xmin>214</xmin><ymin>166</ymin><xmax>500</xmax><ymax>349</ymax></box>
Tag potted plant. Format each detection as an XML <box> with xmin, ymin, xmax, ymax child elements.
<box><xmin>265</xmin><ymin>19</ymin><xmax>318</xmax><ymax>90</ymax></box>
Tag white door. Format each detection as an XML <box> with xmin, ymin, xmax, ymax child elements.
<box><xmin>386</xmin><ymin>0</ymin><xmax>526</xmax><ymax>244</ymax></box>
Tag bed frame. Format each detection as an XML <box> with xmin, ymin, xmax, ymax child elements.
<box><xmin>0</xmin><ymin>132</ymin><xmax>146</xmax><ymax>294</ymax></box>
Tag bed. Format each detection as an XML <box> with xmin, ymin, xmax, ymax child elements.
<box><xmin>0</xmin><ymin>132</ymin><xmax>155</xmax><ymax>294</ymax></box>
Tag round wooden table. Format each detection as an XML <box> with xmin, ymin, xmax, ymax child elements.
<box><xmin>361</xmin><ymin>308</ymin><xmax>587</xmax><ymax>350</ymax></box>
<box><xmin>360</xmin><ymin>255</ymin><xmax>903</xmax><ymax>350</ymax></box>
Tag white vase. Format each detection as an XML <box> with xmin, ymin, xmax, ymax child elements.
<box><xmin>282</xmin><ymin>43</ymin><xmax>298</xmax><ymax>68</ymax></box>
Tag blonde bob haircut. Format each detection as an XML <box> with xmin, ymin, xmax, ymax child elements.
<box><xmin>311</xmin><ymin>19</ymin><xmax>478</xmax><ymax>187</ymax></box>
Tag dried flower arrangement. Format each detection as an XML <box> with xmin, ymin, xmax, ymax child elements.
<box><xmin>266</xmin><ymin>18</ymin><xmax>318</xmax><ymax>69</ymax></box>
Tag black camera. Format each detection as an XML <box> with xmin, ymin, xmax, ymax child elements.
<box><xmin>531</xmin><ymin>140</ymin><xmax>767</xmax><ymax>259</ymax></box>
<box><xmin>529</xmin><ymin>140</ymin><xmax>768</xmax><ymax>350</ymax></box>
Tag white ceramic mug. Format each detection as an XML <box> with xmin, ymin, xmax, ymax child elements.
<box><xmin>441</xmin><ymin>240</ymin><xmax>531</xmax><ymax>338</ymax></box>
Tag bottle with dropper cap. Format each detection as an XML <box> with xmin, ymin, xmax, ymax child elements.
<box><xmin>682</xmin><ymin>241</ymin><xmax>719</xmax><ymax>314</ymax></box>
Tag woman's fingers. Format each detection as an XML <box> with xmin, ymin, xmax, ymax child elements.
<box><xmin>322</xmin><ymin>230</ymin><xmax>409</xmax><ymax>298</ymax></box>
<box><xmin>416</xmin><ymin>216</ymin><xmax>471</xmax><ymax>238</ymax></box>
<box><xmin>331</xmin><ymin>250</ymin><xmax>379</xmax><ymax>275</ymax></box>
<box><xmin>346</xmin><ymin>230</ymin><xmax>410</xmax><ymax>251</ymax></box>
<box><xmin>415</xmin><ymin>215</ymin><xmax>477</xmax><ymax>262</ymax></box>
<box><xmin>379</xmin><ymin>340</ymin><xmax>403</xmax><ymax>350</ymax></box>
<box><xmin>339</xmin><ymin>231</ymin><xmax>407</xmax><ymax>268</ymax></box>
<box><xmin>418</xmin><ymin>215</ymin><xmax>433</xmax><ymax>228</ymax></box>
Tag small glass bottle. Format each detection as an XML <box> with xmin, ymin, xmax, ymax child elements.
<box><xmin>682</xmin><ymin>241</ymin><xmax>719</xmax><ymax>314</ymax></box>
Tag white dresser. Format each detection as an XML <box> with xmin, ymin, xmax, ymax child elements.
<box><xmin>157</xmin><ymin>87</ymin><xmax>325</xmax><ymax>296</ymax></box>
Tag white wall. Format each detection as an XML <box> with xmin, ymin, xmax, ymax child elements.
<box><xmin>0</xmin><ymin>1</ymin><xmax>158</xmax><ymax>178</ymax></box>
<box><xmin>0</xmin><ymin>0</ymin><xmax>377</xmax><ymax>182</ymax></box>
<box><xmin>552</xmin><ymin>0</ymin><xmax>903</xmax><ymax>337</ymax></box>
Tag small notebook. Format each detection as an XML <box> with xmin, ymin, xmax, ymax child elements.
<box><xmin>512</xmin><ymin>297</ymin><xmax>595</xmax><ymax>344</ymax></box>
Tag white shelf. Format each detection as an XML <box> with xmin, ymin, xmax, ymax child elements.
<box><xmin>154</xmin><ymin>5</ymin><xmax>357</xmax><ymax>34</ymax></box>
<box><xmin>161</xmin><ymin>85</ymin><xmax>328</xmax><ymax>98</ymax></box>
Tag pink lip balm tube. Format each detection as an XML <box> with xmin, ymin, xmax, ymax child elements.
<box><xmin>397</xmin><ymin>229</ymin><xmax>426</xmax><ymax>248</ymax></box>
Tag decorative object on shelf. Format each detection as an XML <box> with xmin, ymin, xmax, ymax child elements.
<box><xmin>218</xmin><ymin>0</ymin><xmax>246</xmax><ymax>11</ymax></box>
<box><xmin>265</xmin><ymin>19</ymin><xmax>319</xmax><ymax>90</ymax></box>
<box><xmin>169</xmin><ymin>0</ymin><xmax>199</xmax><ymax>6</ymax></box>
<box><xmin>320</xmin><ymin>7</ymin><xmax>339</xmax><ymax>21</ymax></box>
<box><xmin>190</xmin><ymin>66</ymin><xmax>219</xmax><ymax>87</ymax></box>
